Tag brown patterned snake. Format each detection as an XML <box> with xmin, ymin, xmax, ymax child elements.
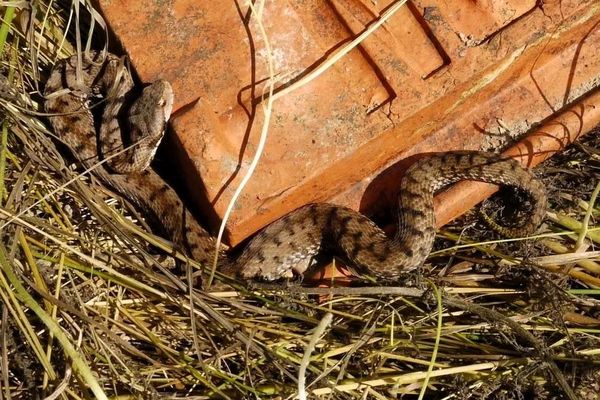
<box><xmin>44</xmin><ymin>51</ymin><xmax>547</xmax><ymax>281</ymax></box>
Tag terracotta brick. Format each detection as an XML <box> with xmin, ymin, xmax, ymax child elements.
<box><xmin>98</xmin><ymin>0</ymin><xmax>600</xmax><ymax>245</ymax></box>
<box><xmin>432</xmin><ymin>0</ymin><xmax>538</xmax><ymax>43</ymax></box>
<box><xmin>331</xmin><ymin>0</ymin><xmax>446</xmax><ymax>78</ymax></box>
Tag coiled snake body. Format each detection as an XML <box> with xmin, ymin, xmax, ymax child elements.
<box><xmin>44</xmin><ymin>52</ymin><xmax>547</xmax><ymax>281</ymax></box>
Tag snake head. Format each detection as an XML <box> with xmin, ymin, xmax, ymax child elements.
<box><xmin>128</xmin><ymin>80</ymin><xmax>174</xmax><ymax>146</ymax></box>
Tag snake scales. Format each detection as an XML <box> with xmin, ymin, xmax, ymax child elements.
<box><xmin>44</xmin><ymin>51</ymin><xmax>547</xmax><ymax>281</ymax></box>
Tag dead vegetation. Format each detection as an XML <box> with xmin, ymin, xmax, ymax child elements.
<box><xmin>1</xmin><ymin>2</ymin><xmax>599</xmax><ymax>399</ymax></box>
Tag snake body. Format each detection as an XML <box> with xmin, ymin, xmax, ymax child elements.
<box><xmin>44</xmin><ymin>52</ymin><xmax>547</xmax><ymax>281</ymax></box>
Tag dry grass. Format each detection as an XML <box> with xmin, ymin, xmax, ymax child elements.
<box><xmin>1</xmin><ymin>2</ymin><xmax>600</xmax><ymax>399</ymax></box>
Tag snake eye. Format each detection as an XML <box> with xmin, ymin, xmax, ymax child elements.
<box><xmin>158</xmin><ymin>98</ymin><xmax>165</xmax><ymax>106</ymax></box>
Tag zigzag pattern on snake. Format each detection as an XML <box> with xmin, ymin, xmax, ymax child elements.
<box><xmin>44</xmin><ymin>51</ymin><xmax>547</xmax><ymax>281</ymax></box>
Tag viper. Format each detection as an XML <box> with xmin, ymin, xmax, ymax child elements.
<box><xmin>44</xmin><ymin>51</ymin><xmax>547</xmax><ymax>281</ymax></box>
